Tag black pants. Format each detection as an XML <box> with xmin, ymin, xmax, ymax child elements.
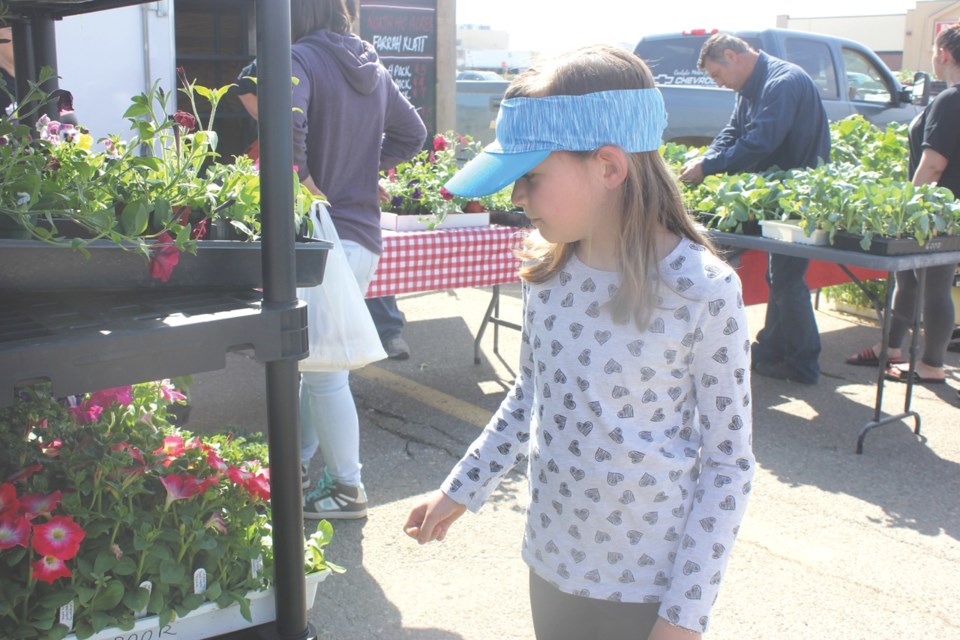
<box><xmin>529</xmin><ymin>570</ymin><xmax>660</xmax><ymax>640</ymax></box>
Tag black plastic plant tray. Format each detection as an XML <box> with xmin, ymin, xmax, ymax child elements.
<box><xmin>0</xmin><ymin>238</ymin><xmax>332</xmax><ymax>292</ymax></box>
<box><xmin>690</xmin><ymin>211</ymin><xmax>762</xmax><ymax>236</ymax></box>
<box><xmin>831</xmin><ymin>231</ymin><xmax>960</xmax><ymax>256</ymax></box>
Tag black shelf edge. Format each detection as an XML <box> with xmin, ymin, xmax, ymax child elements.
<box><xmin>5</xmin><ymin>0</ymin><xmax>157</xmax><ymax>19</ymax></box>
<box><xmin>0</xmin><ymin>289</ymin><xmax>308</xmax><ymax>406</ymax></box>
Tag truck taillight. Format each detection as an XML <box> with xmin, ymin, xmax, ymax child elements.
<box><xmin>682</xmin><ymin>29</ymin><xmax>718</xmax><ymax>36</ymax></box>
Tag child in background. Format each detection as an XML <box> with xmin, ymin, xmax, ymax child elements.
<box><xmin>404</xmin><ymin>44</ymin><xmax>754</xmax><ymax>640</ymax></box>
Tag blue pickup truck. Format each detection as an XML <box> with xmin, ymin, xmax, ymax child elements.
<box><xmin>633</xmin><ymin>28</ymin><xmax>928</xmax><ymax>146</ymax></box>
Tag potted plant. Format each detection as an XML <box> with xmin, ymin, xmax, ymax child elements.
<box><xmin>380</xmin><ymin>131</ymin><xmax>496</xmax><ymax>231</ymax></box>
<box><xmin>0</xmin><ymin>380</ymin><xmax>341</xmax><ymax>640</ymax></box>
<box><xmin>0</xmin><ymin>68</ymin><xmax>318</xmax><ymax>285</ymax></box>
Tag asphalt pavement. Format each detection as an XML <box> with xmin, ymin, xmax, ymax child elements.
<box><xmin>187</xmin><ymin>283</ymin><xmax>960</xmax><ymax>640</ymax></box>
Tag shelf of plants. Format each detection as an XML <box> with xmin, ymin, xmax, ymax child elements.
<box><xmin>1</xmin><ymin>1</ymin><xmax>322</xmax><ymax>639</ymax></box>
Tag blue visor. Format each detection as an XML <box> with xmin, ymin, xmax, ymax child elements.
<box><xmin>445</xmin><ymin>88</ymin><xmax>667</xmax><ymax>197</ymax></box>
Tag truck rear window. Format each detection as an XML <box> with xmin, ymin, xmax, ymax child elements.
<box><xmin>634</xmin><ymin>37</ymin><xmax>761</xmax><ymax>87</ymax></box>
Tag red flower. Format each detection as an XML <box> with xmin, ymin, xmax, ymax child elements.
<box><xmin>433</xmin><ymin>135</ymin><xmax>448</xmax><ymax>152</ymax></box>
<box><xmin>88</xmin><ymin>386</ymin><xmax>133</xmax><ymax>408</ymax></box>
<box><xmin>31</xmin><ymin>555</ymin><xmax>73</xmax><ymax>583</ymax></box>
<box><xmin>440</xmin><ymin>187</ymin><xmax>455</xmax><ymax>201</ymax></box>
<box><xmin>149</xmin><ymin>232</ymin><xmax>180</xmax><ymax>282</ymax></box>
<box><xmin>68</xmin><ymin>403</ymin><xmax>103</xmax><ymax>425</ymax></box>
<box><xmin>204</xmin><ymin>512</ymin><xmax>228</xmax><ymax>535</ymax></box>
<box><xmin>32</xmin><ymin>516</ymin><xmax>86</xmax><ymax>560</ymax></box>
<box><xmin>246</xmin><ymin>469</ymin><xmax>270</xmax><ymax>501</ymax></box>
<box><xmin>206</xmin><ymin>449</ymin><xmax>228</xmax><ymax>474</ymax></box>
<box><xmin>160</xmin><ymin>473</ymin><xmax>218</xmax><ymax>507</ymax></box>
<box><xmin>191</xmin><ymin>218</ymin><xmax>208</xmax><ymax>240</ymax></box>
<box><xmin>0</xmin><ymin>483</ymin><xmax>19</xmax><ymax>515</ymax></box>
<box><xmin>21</xmin><ymin>491</ymin><xmax>61</xmax><ymax>519</ymax></box>
<box><xmin>159</xmin><ymin>380</ymin><xmax>187</xmax><ymax>403</ymax></box>
<box><xmin>226</xmin><ymin>465</ymin><xmax>270</xmax><ymax>501</ymax></box>
<box><xmin>172</xmin><ymin>110</ymin><xmax>197</xmax><ymax>132</ymax></box>
<box><xmin>7</xmin><ymin>464</ymin><xmax>43</xmax><ymax>484</ymax></box>
<box><xmin>110</xmin><ymin>442</ymin><xmax>146</xmax><ymax>476</ymax></box>
<box><xmin>110</xmin><ymin>442</ymin><xmax>145</xmax><ymax>465</ymax></box>
<box><xmin>0</xmin><ymin>515</ymin><xmax>31</xmax><ymax>549</ymax></box>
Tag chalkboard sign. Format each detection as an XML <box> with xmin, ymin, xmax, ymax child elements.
<box><xmin>359</xmin><ymin>0</ymin><xmax>437</xmax><ymax>140</ymax></box>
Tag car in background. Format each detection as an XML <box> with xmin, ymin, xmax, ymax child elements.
<box><xmin>457</xmin><ymin>70</ymin><xmax>504</xmax><ymax>81</ymax></box>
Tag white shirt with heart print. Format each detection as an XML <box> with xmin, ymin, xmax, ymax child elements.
<box><xmin>441</xmin><ymin>239</ymin><xmax>755</xmax><ymax>633</ymax></box>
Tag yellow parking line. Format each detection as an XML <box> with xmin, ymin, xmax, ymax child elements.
<box><xmin>355</xmin><ymin>365</ymin><xmax>490</xmax><ymax>429</ymax></box>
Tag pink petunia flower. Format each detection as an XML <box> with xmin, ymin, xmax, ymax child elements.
<box><xmin>190</xmin><ymin>218</ymin><xmax>208</xmax><ymax>240</ymax></box>
<box><xmin>205</xmin><ymin>448</ymin><xmax>228</xmax><ymax>474</ymax></box>
<box><xmin>160</xmin><ymin>473</ymin><xmax>218</xmax><ymax>508</ymax></box>
<box><xmin>0</xmin><ymin>483</ymin><xmax>19</xmax><ymax>515</ymax></box>
<box><xmin>246</xmin><ymin>469</ymin><xmax>270</xmax><ymax>501</ymax></box>
<box><xmin>6</xmin><ymin>464</ymin><xmax>43</xmax><ymax>484</ymax></box>
<box><xmin>0</xmin><ymin>515</ymin><xmax>31</xmax><ymax>549</ymax></box>
<box><xmin>149</xmin><ymin>232</ymin><xmax>180</xmax><ymax>282</ymax></box>
<box><xmin>88</xmin><ymin>386</ymin><xmax>133</xmax><ymax>409</ymax></box>
<box><xmin>68</xmin><ymin>403</ymin><xmax>103</xmax><ymax>425</ymax></box>
<box><xmin>31</xmin><ymin>555</ymin><xmax>73</xmax><ymax>583</ymax></box>
<box><xmin>21</xmin><ymin>491</ymin><xmax>62</xmax><ymax>519</ymax></box>
<box><xmin>32</xmin><ymin>515</ymin><xmax>86</xmax><ymax>560</ymax></box>
<box><xmin>433</xmin><ymin>135</ymin><xmax>448</xmax><ymax>152</ymax></box>
<box><xmin>158</xmin><ymin>380</ymin><xmax>187</xmax><ymax>403</ymax></box>
<box><xmin>109</xmin><ymin>442</ymin><xmax>146</xmax><ymax>476</ymax></box>
<box><xmin>204</xmin><ymin>511</ymin><xmax>228</xmax><ymax>535</ymax></box>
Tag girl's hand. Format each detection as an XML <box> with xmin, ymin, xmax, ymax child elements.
<box><xmin>647</xmin><ymin>617</ymin><xmax>702</xmax><ymax>640</ymax></box>
<box><xmin>403</xmin><ymin>490</ymin><xmax>467</xmax><ymax>545</ymax></box>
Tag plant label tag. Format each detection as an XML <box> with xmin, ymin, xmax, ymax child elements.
<box><xmin>58</xmin><ymin>600</ymin><xmax>74</xmax><ymax>630</ymax></box>
<box><xmin>135</xmin><ymin>581</ymin><xmax>153</xmax><ymax>618</ymax></box>
<box><xmin>193</xmin><ymin>568</ymin><xmax>207</xmax><ymax>594</ymax></box>
<box><xmin>251</xmin><ymin>555</ymin><xmax>264</xmax><ymax>579</ymax></box>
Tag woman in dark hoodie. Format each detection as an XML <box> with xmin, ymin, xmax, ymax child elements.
<box><xmin>276</xmin><ymin>0</ymin><xmax>426</xmax><ymax>519</ymax></box>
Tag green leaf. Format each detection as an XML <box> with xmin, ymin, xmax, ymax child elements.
<box><xmin>91</xmin><ymin>581</ymin><xmax>125</xmax><ymax>611</ymax></box>
<box><xmin>94</xmin><ymin>549</ymin><xmax>118</xmax><ymax>574</ymax></box>
<box><xmin>122</xmin><ymin>585</ymin><xmax>151</xmax><ymax>612</ymax></box>
<box><xmin>39</xmin><ymin>590</ymin><xmax>76</xmax><ymax>610</ymax></box>
<box><xmin>120</xmin><ymin>201</ymin><xmax>150</xmax><ymax>236</ymax></box>
<box><xmin>160</xmin><ymin>561</ymin><xmax>186</xmax><ymax>585</ymax></box>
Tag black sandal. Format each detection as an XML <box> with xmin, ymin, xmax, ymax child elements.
<box><xmin>845</xmin><ymin>347</ymin><xmax>904</xmax><ymax>367</ymax></box>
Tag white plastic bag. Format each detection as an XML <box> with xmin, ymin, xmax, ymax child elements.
<box><xmin>297</xmin><ymin>202</ymin><xmax>387</xmax><ymax>371</ymax></box>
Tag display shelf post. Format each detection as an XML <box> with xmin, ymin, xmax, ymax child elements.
<box><xmin>256</xmin><ymin>0</ymin><xmax>314</xmax><ymax>639</ymax></box>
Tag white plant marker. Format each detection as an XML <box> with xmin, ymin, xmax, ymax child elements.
<box><xmin>251</xmin><ymin>555</ymin><xmax>264</xmax><ymax>579</ymax></box>
<box><xmin>135</xmin><ymin>581</ymin><xmax>153</xmax><ymax>619</ymax></box>
<box><xmin>193</xmin><ymin>568</ymin><xmax>207</xmax><ymax>594</ymax></box>
<box><xmin>58</xmin><ymin>600</ymin><xmax>74</xmax><ymax>631</ymax></box>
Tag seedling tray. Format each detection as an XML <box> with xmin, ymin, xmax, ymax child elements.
<box><xmin>831</xmin><ymin>232</ymin><xmax>960</xmax><ymax>256</ymax></box>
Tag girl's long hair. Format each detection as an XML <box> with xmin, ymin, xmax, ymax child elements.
<box><xmin>512</xmin><ymin>44</ymin><xmax>713</xmax><ymax>328</ymax></box>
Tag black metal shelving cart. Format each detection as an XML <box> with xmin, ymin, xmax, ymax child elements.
<box><xmin>1</xmin><ymin>2</ymin><xmax>317</xmax><ymax>638</ymax></box>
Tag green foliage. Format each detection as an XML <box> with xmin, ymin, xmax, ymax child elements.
<box><xmin>380</xmin><ymin>131</ymin><xmax>515</xmax><ymax>228</ymax></box>
<box><xmin>0</xmin><ymin>70</ymin><xmax>312</xmax><ymax>253</ymax></box>
<box><xmin>0</xmin><ymin>381</ymin><xmax>337</xmax><ymax>639</ymax></box>
<box><xmin>667</xmin><ymin>115</ymin><xmax>960</xmax><ymax>245</ymax></box>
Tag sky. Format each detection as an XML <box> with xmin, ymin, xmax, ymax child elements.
<box><xmin>455</xmin><ymin>0</ymin><xmax>921</xmax><ymax>55</ymax></box>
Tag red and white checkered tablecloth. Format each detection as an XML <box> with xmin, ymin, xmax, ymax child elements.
<box><xmin>366</xmin><ymin>225</ymin><xmax>526</xmax><ymax>298</ymax></box>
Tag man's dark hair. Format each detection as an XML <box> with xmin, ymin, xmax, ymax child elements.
<box><xmin>698</xmin><ymin>33</ymin><xmax>753</xmax><ymax>69</ymax></box>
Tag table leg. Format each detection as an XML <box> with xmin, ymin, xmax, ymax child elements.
<box><xmin>856</xmin><ymin>269</ymin><xmax>922</xmax><ymax>454</ymax></box>
<box><xmin>473</xmin><ymin>285</ymin><xmax>522</xmax><ymax>365</ymax></box>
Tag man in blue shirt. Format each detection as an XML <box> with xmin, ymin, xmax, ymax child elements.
<box><xmin>680</xmin><ymin>33</ymin><xmax>830</xmax><ymax>385</ymax></box>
